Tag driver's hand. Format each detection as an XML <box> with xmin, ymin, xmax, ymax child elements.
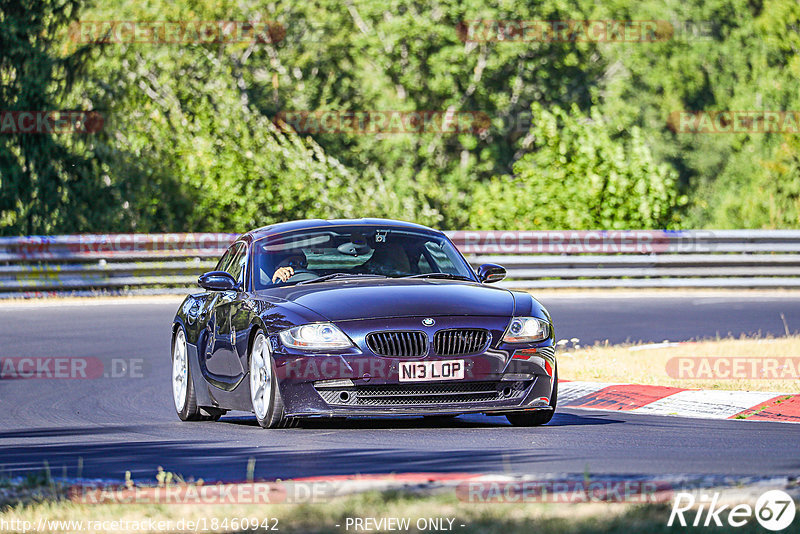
<box><xmin>272</xmin><ymin>266</ymin><xmax>294</xmax><ymax>283</ymax></box>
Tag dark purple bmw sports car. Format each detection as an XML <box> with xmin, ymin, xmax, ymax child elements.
<box><xmin>171</xmin><ymin>219</ymin><xmax>557</xmax><ymax>428</ymax></box>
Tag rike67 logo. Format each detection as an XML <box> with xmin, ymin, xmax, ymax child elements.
<box><xmin>668</xmin><ymin>490</ymin><xmax>796</xmax><ymax>531</ymax></box>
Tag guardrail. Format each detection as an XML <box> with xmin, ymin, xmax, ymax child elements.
<box><xmin>2</xmin><ymin>230</ymin><xmax>800</xmax><ymax>296</ymax></box>
<box><xmin>0</xmin><ymin>234</ymin><xmax>235</xmax><ymax>296</ymax></box>
<box><xmin>449</xmin><ymin>230</ymin><xmax>800</xmax><ymax>289</ymax></box>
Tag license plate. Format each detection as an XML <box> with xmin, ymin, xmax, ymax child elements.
<box><xmin>398</xmin><ymin>360</ymin><xmax>465</xmax><ymax>382</ymax></box>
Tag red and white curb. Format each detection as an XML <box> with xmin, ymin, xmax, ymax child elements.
<box><xmin>559</xmin><ymin>381</ymin><xmax>800</xmax><ymax>423</ymax></box>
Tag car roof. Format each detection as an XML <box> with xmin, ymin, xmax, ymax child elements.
<box><xmin>244</xmin><ymin>218</ymin><xmax>440</xmax><ymax>241</ymax></box>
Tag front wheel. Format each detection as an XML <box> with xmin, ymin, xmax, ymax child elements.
<box><xmin>249</xmin><ymin>331</ymin><xmax>294</xmax><ymax>428</ymax></box>
<box><xmin>506</xmin><ymin>368</ymin><xmax>558</xmax><ymax>427</ymax></box>
<box><xmin>172</xmin><ymin>327</ymin><xmax>215</xmax><ymax>421</ymax></box>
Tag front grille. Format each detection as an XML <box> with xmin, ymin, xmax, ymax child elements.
<box><xmin>316</xmin><ymin>381</ymin><xmax>530</xmax><ymax>407</ymax></box>
<box><xmin>366</xmin><ymin>331</ymin><xmax>428</xmax><ymax>357</ymax></box>
<box><xmin>434</xmin><ymin>328</ymin><xmax>490</xmax><ymax>356</ymax></box>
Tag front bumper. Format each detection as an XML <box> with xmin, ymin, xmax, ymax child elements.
<box><xmin>271</xmin><ymin>347</ymin><xmax>556</xmax><ymax>418</ymax></box>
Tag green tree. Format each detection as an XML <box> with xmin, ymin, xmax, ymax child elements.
<box><xmin>0</xmin><ymin>0</ymin><xmax>112</xmax><ymax>234</ymax></box>
<box><xmin>257</xmin><ymin>0</ymin><xmax>608</xmax><ymax>228</ymax></box>
<box><xmin>701</xmin><ymin>134</ymin><xmax>800</xmax><ymax>228</ymax></box>
<box><xmin>470</xmin><ymin>103</ymin><xmax>683</xmax><ymax>229</ymax></box>
<box><xmin>6</xmin><ymin>0</ymin><xmax>800</xmax><ymax>234</ymax></box>
<box><xmin>595</xmin><ymin>0</ymin><xmax>800</xmax><ymax>228</ymax></box>
<box><xmin>1</xmin><ymin>0</ymin><xmax>370</xmax><ymax>234</ymax></box>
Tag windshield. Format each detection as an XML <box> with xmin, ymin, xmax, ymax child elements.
<box><xmin>252</xmin><ymin>225</ymin><xmax>475</xmax><ymax>289</ymax></box>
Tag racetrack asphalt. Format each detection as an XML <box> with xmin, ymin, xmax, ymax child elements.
<box><xmin>1</xmin><ymin>294</ymin><xmax>799</xmax><ymax>482</ymax></box>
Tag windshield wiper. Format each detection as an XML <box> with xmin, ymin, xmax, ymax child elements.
<box><xmin>296</xmin><ymin>273</ymin><xmax>388</xmax><ymax>285</ymax></box>
<box><xmin>401</xmin><ymin>273</ymin><xmax>473</xmax><ymax>281</ymax></box>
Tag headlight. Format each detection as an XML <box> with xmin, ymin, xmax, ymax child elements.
<box><xmin>278</xmin><ymin>323</ymin><xmax>353</xmax><ymax>350</ymax></box>
<box><xmin>502</xmin><ymin>317</ymin><xmax>550</xmax><ymax>343</ymax></box>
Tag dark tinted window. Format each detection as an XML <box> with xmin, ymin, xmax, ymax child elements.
<box><xmin>228</xmin><ymin>244</ymin><xmax>247</xmax><ymax>283</ymax></box>
<box><xmin>216</xmin><ymin>242</ymin><xmax>246</xmax><ymax>284</ymax></box>
<box><xmin>252</xmin><ymin>226</ymin><xmax>473</xmax><ymax>289</ymax></box>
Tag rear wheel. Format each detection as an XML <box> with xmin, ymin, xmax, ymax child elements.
<box><xmin>506</xmin><ymin>368</ymin><xmax>558</xmax><ymax>427</ymax></box>
<box><xmin>249</xmin><ymin>331</ymin><xmax>295</xmax><ymax>428</ymax></box>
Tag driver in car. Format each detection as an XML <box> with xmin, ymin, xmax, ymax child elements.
<box><xmin>272</xmin><ymin>251</ymin><xmax>308</xmax><ymax>283</ymax></box>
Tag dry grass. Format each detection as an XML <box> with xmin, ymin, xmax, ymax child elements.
<box><xmin>4</xmin><ymin>487</ymin><xmax>797</xmax><ymax>533</ymax></box>
<box><xmin>558</xmin><ymin>336</ymin><xmax>800</xmax><ymax>392</ymax></box>
<box><xmin>0</xmin><ymin>487</ymin><xmax>660</xmax><ymax>534</ymax></box>
<box><xmin>0</xmin><ymin>489</ymin><xmax>700</xmax><ymax>534</ymax></box>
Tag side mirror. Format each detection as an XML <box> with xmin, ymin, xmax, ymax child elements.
<box><xmin>198</xmin><ymin>271</ymin><xmax>238</xmax><ymax>291</ymax></box>
<box><xmin>477</xmin><ymin>263</ymin><xmax>506</xmax><ymax>283</ymax></box>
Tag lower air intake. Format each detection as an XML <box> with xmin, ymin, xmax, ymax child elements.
<box><xmin>316</xmin><ymin>381</ymin><xmax>530</xmax><ymax>406</ymax></box>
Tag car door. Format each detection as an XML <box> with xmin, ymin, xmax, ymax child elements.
<box><xmin>203</xmin><ymin>242</ymin><xmax>246</xmax><ymax>382</ymax></box>
<box><xmin>225</xmin><ymin>242</ymin><xmax>252</xmax><ymax>380</ymax></box>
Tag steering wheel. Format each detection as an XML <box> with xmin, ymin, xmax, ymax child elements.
<box><xmin>287</xmin><ymin>269</ymin><xmax>319</xmax><ymax>282</ymax></box>
<box><xmin>284</xmin><ymin>269</ymin><xmax>318</xmax><ymax>283</ymax></box>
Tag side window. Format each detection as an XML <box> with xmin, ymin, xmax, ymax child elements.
<box><xmin>215</xmin><ymin>245</ymin><xmax>236</xmax><ymax>273</ymax></box>
<box><xmin>228</xmin><ymin>244</ymin><xmax>247</xmax><ymax>284</ymax></box>
<box><xmin>216</xmin><ymin>243</ymin><xmax>247</xmax><ymax>285</ymax></box>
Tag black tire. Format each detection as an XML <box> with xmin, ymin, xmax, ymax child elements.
<box><xmin>506</xmin><ymin>368</ymin><xmax>558</xmax><ymax>427</ymax></box>
<box><xmin>249</xmin><ymin>331</ymin><xmax>295</xmax><ymax>429</ymax></box>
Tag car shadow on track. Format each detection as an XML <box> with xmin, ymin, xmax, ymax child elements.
<box><xmin>218</xmin><ymin>411</ymin><xmax>620</xmax><ymax>429</ymax></box>
<box><xmin>546</xmin><ymin>412</ymin><xmax>621</xmax><ymax>427</ymax></box>
<box><xmin>0</xmin><ymin>439</ymin><xmax>565</xmax><ymax>482</ymax></box>
<box><xmin>0</xmin><ymin>426</ymin><xmax>144</xmax><ymax>440</ymax></box>
<box><xmin>219</xmin><ymin>415</ymin><xmax>501</xmax><ymax>430</ymax></box>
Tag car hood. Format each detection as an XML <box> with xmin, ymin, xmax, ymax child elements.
<box><xmin>257</xmin><ymin>279</ymin><xmax>516</xmax><ymax>321</ymax></box>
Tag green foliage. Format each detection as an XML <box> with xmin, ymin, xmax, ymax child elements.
<box><xmin>0</xmin><ymin>0</ymin><xmax>370</xmax><ymax>234</ymax></box>
<box><xmin>700</xmin><ymin>135</ymin><xmax>800</xmax><ymax>228</ymax></box>
<box><xmin>0</xmin><ymin>0</ymin><xmax>115</xmax><ymax>234</ymax></box>
<box><xmin>81</xmin><ymin>39</ymin><xmax>363</xmax><ymax>231</ymax></box>
<box><xmin>249</xmin><ymin>0</ymin><xmax>608</xmax><ymax>228</ymax></box>
<box><xmin>595</xmin><ymin>0</ymin><xmax>800</xmax><ymax>228</ymax></box>
<box><xmin>470</xmin><ymin>103</ymin><xmax>683</xmax><ymax>229</ymax></box>
<box><xmin>1</xmin><ymin>0</ymin><xmax>800</xmax><ymax>234</ymax></box>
